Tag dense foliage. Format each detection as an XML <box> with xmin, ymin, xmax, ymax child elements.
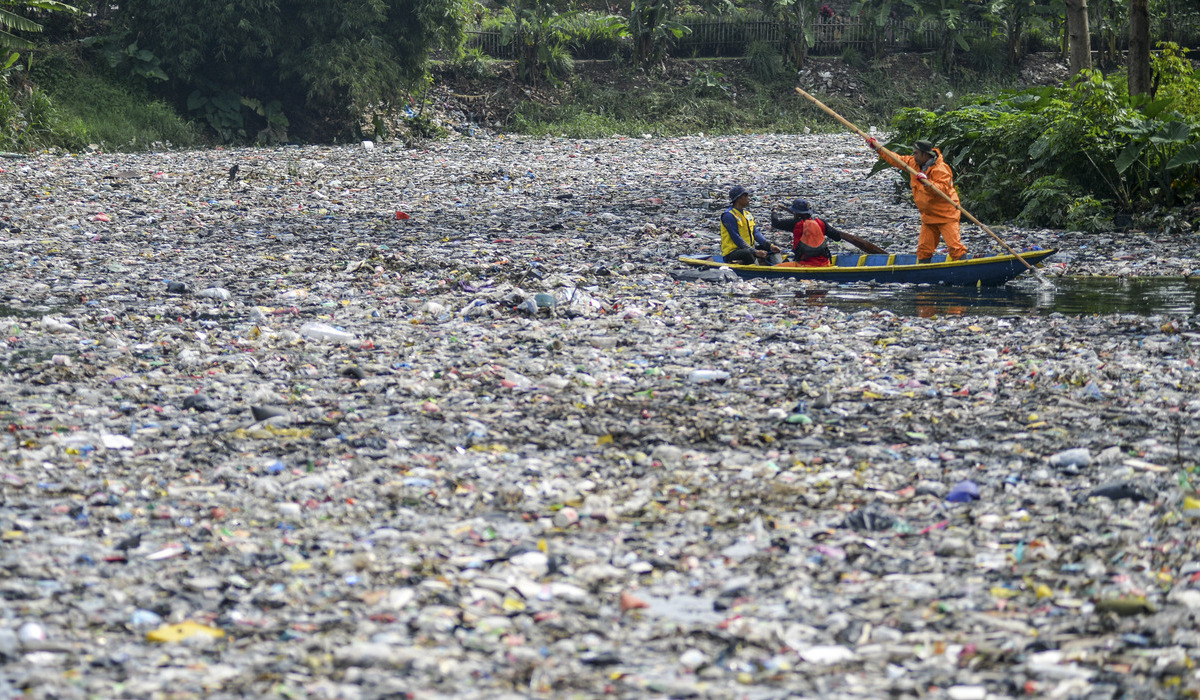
<box><xmin>109</xmin><ymin>0</ymin><xmax>466</xmax><ymax>142</ymax></box>
<box><xmin>875</xmin><ymin>52</ymin><xmax>1200</xmax><ymax>231</ymax></box>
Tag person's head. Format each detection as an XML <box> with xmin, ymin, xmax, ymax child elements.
<box><xmin>913</xmin><ymin>140</ymin><xmax>936</xmax><ymax>167</ymax></box>
<box><xmin>729</xmin><ymin>185</ymin><xmax>751</xmax><ymax>209</ymax></box>
<box><xmin>788</xmin><ymin>198</ymin><xmax>813</xmax><ymax>219</ymax></box>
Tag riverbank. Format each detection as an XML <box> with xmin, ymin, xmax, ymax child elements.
<box><xmin>0</xmin><ymin>136</ymin><xmax>1197</xmax><ymax>699</ymax></box>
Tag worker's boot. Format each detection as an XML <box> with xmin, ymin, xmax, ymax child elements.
<box><xmin>917</xmin><ymin>257</ymin><xmax>932</xmax><ymax>264</ymax></box>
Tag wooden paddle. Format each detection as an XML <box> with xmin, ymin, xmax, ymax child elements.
<box><xmin>793</xmin><ymin>87</ymin><xmax>1052</xmax><ymax>285</ymax></box>
<box><xmin>837</xmin><ymin>230</ymin><xmax>888</xmax><ymax>255</ymax></box>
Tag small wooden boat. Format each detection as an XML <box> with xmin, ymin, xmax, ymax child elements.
<box><xmin>678</xmin><ymin>248</ymin><xmax>1057</xmax><ymax>286</ymax></box>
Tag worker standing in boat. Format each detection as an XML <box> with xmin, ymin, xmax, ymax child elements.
<box><xmin>866</xmin><ymin>138</ymin><xmax>968</xmax><ymax>263</ymax></box>
<box><xmin>720</xmin><ymin>185</ymin><xmax>783</xmax><ymax>265</ymax></box>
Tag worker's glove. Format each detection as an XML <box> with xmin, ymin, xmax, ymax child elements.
<box><xmin>865</xmin><ymin>137</ymin><xmax>879</xmax><ymax>150</ymax></box>
<box><xmin>914</xmin><ymin>172</ymin><xmax>928</xmax><ymax>181</ymax></box>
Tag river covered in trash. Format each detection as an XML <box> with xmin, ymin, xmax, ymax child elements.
<box><xmin>0</xmin><ymin>133</ymin><xmax>1198</xmax><ymax>699</ymax></box>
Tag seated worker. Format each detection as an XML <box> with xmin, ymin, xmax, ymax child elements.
<box><xmin>781</xmin><ymin>199</ymin><xmax>842</xmax><ymax>267</ymax></box>
<box><xmin>719</xmin><ymin>185</ymin><xmax>783</xmax><ymax>265</ymax></box>
<box><xmin>866</xmin><ymin>138</ymin><xmax>968</xmax><ymax>262</ymax></box>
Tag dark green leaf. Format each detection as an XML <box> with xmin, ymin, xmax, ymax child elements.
<box><xmin>1115</xmin><ymin>141</ymin><xmax>1146</xmax><ymax>174</ymax></box>
<box><xmin>1139</xmin><ymin>98</ymin><xmax>1175</xmax><ymax>119</ymax></box>
<box><xmin>1149</xmin><ymin>122</ymin><xmax>1193</xmax><ymax>145</ymax></box>
<box><xmin>1165</xmin><ymin>143</ymin><xmax>1200</xmax><ymax>170</ymax></box>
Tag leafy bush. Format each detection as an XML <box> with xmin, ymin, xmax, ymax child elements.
<box><xmin>80</xmin><ymin>31</ymin><xmax>169</xmax><ymax>83</ymax></box>
<box><xmin>876</xmin><ymin>70</ymin><xmax>1200</xmax><ymax>226</ymax></box>
<box><xmin>746</xmin><ymin>40</ymin><xmax>784</xmax><ymax>82</ymax></box>
<box><xmin>453</xmin><ymin>47</ymin><xmax>496</xmax><ymax>80</ymax></box>
<box><xmin>1018</xmin><ymin>176</ymin><xmax>1075</xmax><ymax>227</ymax></box>
<box><xmin>961</xmin><ymin>36</ymin><xmax>1006</xmax><ymax>76</ymax></box>
<box><xmin>1152</xmin><ymin>42</ymin><xmax>1200</xmax><ymax>116</ymax></box>
<box><xmin>840</xmin><ymin>46</ymin><xmax>867</xmax><ymax>70</ymax></box>
<box><xmin>114</xmin><ymin>0</ymin><xmax>465</xmax><ymax>142</ymax></box>
<box><xmin>541</xmin><ymin>43</ymin><xmax>575</xmax><ymax>84</ymax></box>
<box><xmin>1065</xmin><ymin>195</ymin><xmax>1114</xmax><ymax>233</ymax></box>
<box><xmin>405</xmin><ymin>113</ymin><xmax>446</xmax><ymax>140</ymax></box>
<box><xmin>691</xmin><ymin>69</ymin><xmax>731</xmax><ymax>97</ymax></box>
<box><xmin>566</xmin><ymin>12</ymin><xmax>628</xmax><ymax>61</ymax></box>
<box><xmin>1023</xmin><ymin>27</ymin><xmax>1055</xmax><ymax>54</ymax></box>
<box><xmin>480</xmin><ymin>8</ymin><xmax>511</xmax><ymax>32</ymax></box>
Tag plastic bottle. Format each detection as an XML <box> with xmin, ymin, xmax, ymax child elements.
<box><xmin>300</xmin><ymin>322</ymin><xmax>355</xmax><ymax>343</ymax></box>
<box><xmin>688</xmin><ymin>369</ymin><xmax>730</xmax><ymax>383</ymax></box>
<box><xmin>1048</xmin><ymin>447</ymin><xmax>1091</xmax><ymax>468</ymax></box>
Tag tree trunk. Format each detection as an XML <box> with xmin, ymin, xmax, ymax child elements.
<box><xmin>795</xmin><ymin>5</ymin><xmax>809</xmax><ymax>69</ymax></box>
<box><xmin>1128</xmin><ymin>0</ymin><xmax>1152</xmax><ymax>96</ymax></box>
<box><xmin>1064</xmin><ymin>0</ymin><xmax>1092</xmax><ymax>76</ymax></box>
<box><xmin>1007</xmin><ymin>16</ymin><xmax>1023</xmax><ymax>66</ymax></box>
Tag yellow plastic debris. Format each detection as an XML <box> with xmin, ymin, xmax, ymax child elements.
<box><xmin>1184</xmin><ymin>496</ymin><xmax>1200</xmax><ymax>518</ymax></box>
<box><xmin>1096</xmin><ymin>595</ymin><xmax>1156</xmax><ymax>616</ymax></box>
<box><xmin>146</xmin><ymin>621</ymin><xmax>225</xmax><ymax>643</ymax></box>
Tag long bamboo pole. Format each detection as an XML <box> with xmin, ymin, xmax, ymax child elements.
<box><xmin>794</xmin><ymin>87</ymin><xmax>1051</xmax><ymax>284</ymax></box>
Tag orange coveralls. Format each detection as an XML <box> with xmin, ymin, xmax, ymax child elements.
<box><xmin>878</xmin><ymin>148</ymin><xmax>967</xmax><ymax>260</ymax></box>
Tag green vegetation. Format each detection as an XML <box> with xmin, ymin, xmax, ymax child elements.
<box><xmin>109</xmin><ymin>0</ymin><xmax>465</xmax><ymax>142</ymax></box>
<box><xmin>508</xmin><ymin>58</ymin><xmax>997</xmax><ymax>138</ymax></box>
<box><xmin>0</xmin><ymin>0</ymin><xmax>78</xmax><ymax>51</ymax></box>
<box><xmin>874</xmin><ymin>57</ymin><xmax>1200</xmax><ymax>231</ymax></box>
<box><xmin>0</xmin><ymin>81</ymin><xmax>73</xmax><ymax>151</ymax></box>
<box><xmin>25</xmin><ymin>46</ymin><xmax>198</xmax><ymax>150</ymax></box>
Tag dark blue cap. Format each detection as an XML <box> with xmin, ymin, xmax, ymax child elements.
<box><xmin>789</xmin><ymin>199</ymin><xmax>813</xmax><ymax>217</ymax></box>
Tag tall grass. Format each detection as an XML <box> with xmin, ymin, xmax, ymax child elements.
<box><xmin>19</xmin><ymin>46</ymin><xmax>199</xmax><ymax>151</ymax></box>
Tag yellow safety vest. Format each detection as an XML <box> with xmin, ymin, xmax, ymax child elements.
<box><xmin>720</xmin><ymin>208</ymin><xmax>757</xmax><ymax>256</ymax></box>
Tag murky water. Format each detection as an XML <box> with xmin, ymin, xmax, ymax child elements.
<box><xmin>794</xmin><ymin>277</ymin><xmax>1200</xmax><ymax>317</ymax></box>
<box><xmin>0</xmin><ymin>305</ymin><xmax>59</xmax><ymax>318</ymax></box>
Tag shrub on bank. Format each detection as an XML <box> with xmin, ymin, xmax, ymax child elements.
<box><xmin>3</xmin><ymin>46</ymin><xmax>199</xmax><ymax>152</ymax></box>
<box><xmin>877</xmin><ymin>65</ymin><xmax>1200</xmax><ymax>230</ymax></box>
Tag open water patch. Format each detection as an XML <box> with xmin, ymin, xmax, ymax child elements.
<box><xmin>794</xmin><ymin>276</ymin><xmax>1200</xmax><ymax>317</ymax></box>
<box><xmin>0</xmin><ymin>305</ymin><xmax>67</xmax><ymax>318</ymax></box>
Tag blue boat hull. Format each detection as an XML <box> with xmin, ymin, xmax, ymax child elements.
<box><xmin>679</xmin><ymin>249</ymin><xmax>1057</xmax><ymax>286</ymax></box>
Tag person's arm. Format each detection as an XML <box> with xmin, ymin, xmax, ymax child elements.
<box><xmin>721</xmin><ymin>211</ymin><xmax>752</xmax><ymax>249</ymax></box>
<box><xmin>752</xmin><ymin>223</ymin><xmax>771</xmax><ymax>247</ymax></box>
<box><xmin>865</xmin><ymin>138</ymin><xmax>919</xmax><ymax>175</ymax></box>
<box><xmin>877</xmin><ymin>149</ymin><xmax>917</xmax><ymax>174</ymax></box>
<box><xmin>821</xmin><ymin>220</ymin><xmax>844</xmax><ymax>242</ymax></box>
<box><xmin>754</xmin><ymin>222</ymin><xmax>781</xmax><ymax>252</ymax></box>
<box><xmin>927</xmin><ymin>161</ymin><xmax>956</xmax><ymax>194</ymax></box>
